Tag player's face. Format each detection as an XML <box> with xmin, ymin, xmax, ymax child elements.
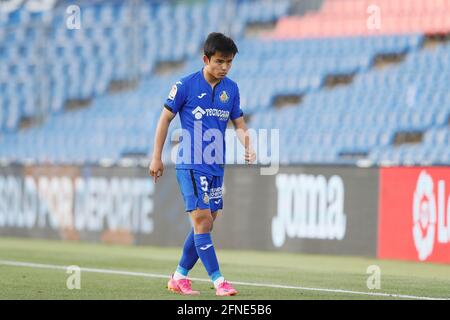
<box><xmin>204</xmin><ymin>51</ymin><xmax>234</xmax><ymax>80</ymax></box>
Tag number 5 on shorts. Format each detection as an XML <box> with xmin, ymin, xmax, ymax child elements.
<box><xmin>200</xmin><ymin>176</ymin><xmax>208</xmax><ymax>192</ymax></box>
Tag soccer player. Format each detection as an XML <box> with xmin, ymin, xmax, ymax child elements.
<box><xmin>148</xmin><ymin>32</ymin><xmax>256</xmax><ymax>296</ymax></box>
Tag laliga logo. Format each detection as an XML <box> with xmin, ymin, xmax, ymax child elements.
<box><xmin>412</xmin><ymin>171</ymin><xmax>437</xmax><ymax>261</ymax></box>
<box><xmin>412</xmin><ymin>171</ymin><xmax>450</xmax><ymax>261</ymax></box>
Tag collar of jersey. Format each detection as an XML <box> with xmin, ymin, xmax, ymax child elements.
<box><xmin>200</xmin><ymin>68</ymin><xmax>222</xmax><ymax>91</ymax></box>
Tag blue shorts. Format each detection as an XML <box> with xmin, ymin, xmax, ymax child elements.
<box><xmin>176</xmin><ymin>169</ymin><xmax>224</xmax><ymax>213</ymax></box>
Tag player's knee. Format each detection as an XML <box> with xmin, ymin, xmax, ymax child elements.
<box><xmin>194</xmin><ymin>216</ymin><xmax>213</xmax><ymax>233</ymax></box>
<box><xmin>200</xmin><ymin>218</ymin><xmax>213</xmax><ymax>232</ymax></box>
<box><xmin>191</xmin><ymin>209</ymin><xmax>214</xmax><ymax>233</ymax></box>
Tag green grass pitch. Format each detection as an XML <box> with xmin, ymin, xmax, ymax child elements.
<box><xmin>0</xmin><ymin>237</ymin><xmax>449</xmax><ymax>300</ymax></box>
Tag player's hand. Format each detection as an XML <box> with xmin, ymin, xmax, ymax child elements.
<box><xmin>149</xmin><ymin>158</ymin><xmax>164</xmax><ymax>183</ymax></box>
<box><xmin>245</xmin><ymin>148</ymin><xmax>256</xmax><ymax>164</ymax></box>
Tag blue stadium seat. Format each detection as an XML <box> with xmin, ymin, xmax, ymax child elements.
<box><xmin>0</xmin><ymin>1</ymin><xmax>448</xmax><ymax>165</ymax></box>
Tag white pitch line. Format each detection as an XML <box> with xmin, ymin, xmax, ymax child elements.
<box><xmin>0</xmin><ymin>259</ymin><xmax>448</xmax><ymax>300</ymax></box>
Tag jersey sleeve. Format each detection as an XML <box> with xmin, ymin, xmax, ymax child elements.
<box><xmin>164</xmin><ymin>80</ymin><xmax>186</xmax><ymax>114</ymax></box>
<box><xmin>230</xmin><ymin>85</ymin><xmax>244</xmax><ymax>121</ymax></box>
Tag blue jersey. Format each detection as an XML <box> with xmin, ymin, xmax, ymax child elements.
<box><xmin>164</xmin><ymin>69</ymin><xmax>244</xmax><ymax>176</ymax></box>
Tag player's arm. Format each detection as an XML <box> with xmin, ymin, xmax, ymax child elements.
<box><xmin>149</xmin><ymin>108</ymin><xmax>176</xmax><ymax>183</ymax></box>
<box><xmin>232</xmin><ymin>116</ymin><xmax>256</xmax><ymax>164</ymax></box>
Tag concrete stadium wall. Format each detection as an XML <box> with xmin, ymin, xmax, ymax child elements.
<box><xmin>0</xmin><ymin>164</ymin><xmax>380</xmax><ymax>257</ymax></box>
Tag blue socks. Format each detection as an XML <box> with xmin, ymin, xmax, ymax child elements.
<box><xmin>178</xmin><ymin>228</ymin><xmax>199</xmax><ymax>273</ymax></box>
<box><xmin>176</xmin><ymin>229</ymin><xmax>223</xmax><ymax>283</ymax></box>
<box><xmin>194</xmin><ymin>233</ymin><xmax>222</xmax><ymax>282</ymax></box>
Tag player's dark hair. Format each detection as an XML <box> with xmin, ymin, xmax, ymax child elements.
<box><xmin>203</xmin><ymin>32</ymin><xmax>238</xmax><ymax>60</ymax></box>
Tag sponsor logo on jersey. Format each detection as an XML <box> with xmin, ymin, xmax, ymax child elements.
<box><xmin>209</xmin><ymin>187</ymin><xmax>223</xmax><ymax>199</ymax></box>
<box><xmin>192</xmin><ymin>106</ymin><xmax>229</xmax><ymax>121</ymax></box>
<box><xmin>192</xmin><ymin>106</ymin><xmax>206</xmax><ymax>120</ymax></box>
<box><xmin>205</xmin><ymin>109</ymin><xmax>229</xmax><ymax>121</ymax></box>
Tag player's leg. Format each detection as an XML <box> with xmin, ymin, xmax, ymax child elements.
<box><xmin>206</xmin><ymin>175</ymin><xmax>237</xmax><ymax>296</ymax></box>
<box><xmin>173</xmin><ymin>211</ymin><xmax>218</xmax><ymax>280</ymax></box>
<box><xmin>210</xmin><ymin>211</ymin><xmax>218</xmax><ymax>231</ymax></box>
<box><xmin>170</xmin><ymin>170</ymin><xmax>236</xmax><ymax>295</ymax></box>
<box><xmin>190</xmin><ymin>208</ymin><xmax>222</xmax><ymax>284</ymax></box>
<box><xmin>190</xmin><ymin>208</ymin><xmax>237</xmax><ymax>296</ymax></box>
<box><xmin>168</xmin><ymin>170</ymin><xmax>219</xmax><ymax>295</ymax></box>
<box><xmin>168</xmin><ymin>169</ymin><xmax>205</xmax><ymax>295</ymax></box>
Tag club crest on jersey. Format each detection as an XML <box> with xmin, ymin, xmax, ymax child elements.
<box><xmin>203</xmin><ymin>192</ymin><xmax>210</xmax><ymax>204</ymax></box>
<box><xmin>219</xmin><ymin>91</ymin><xmax>229</xmax><ymax>103</ymax></box>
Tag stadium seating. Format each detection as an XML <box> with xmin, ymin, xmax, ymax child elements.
<box><xmin>269</xmin><ymin>0</ymin><xmax>450</xmax><ymax>38</ymax></box>
<box><xmin>0</xmin><ymin>0</ymin><xmax>291</xmax><ymax>131</ymax></box>
<box><xmin>249</xmin><ymin>41</ymin><xmax>450</xmax><ymax>165</ymax></box>
<box><xmin>0</xmin><ymin>0</ymin><xmax>449</xmax><ymax>166</ymax></box>
<box><xmin>0</xmin><ymin>32</ymin><xmax>429</xmax><ymax>165</ymax></box>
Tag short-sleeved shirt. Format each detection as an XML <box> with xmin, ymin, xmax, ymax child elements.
<box><xmin>164</xmin><ymin>68</ymin><xmax>243</xmax><ymax>176</ymax></box>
